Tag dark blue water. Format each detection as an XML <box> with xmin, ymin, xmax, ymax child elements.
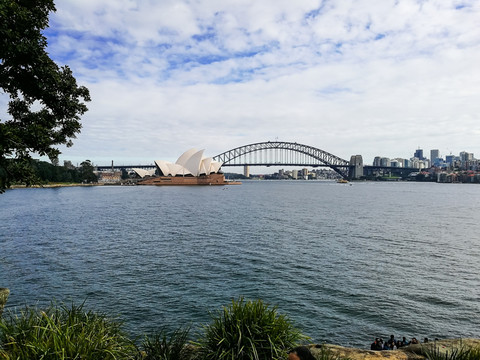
<box><xmin>1</xmin><ymin>181</ymin><xmax>479</xmax><ymax>347</ymax></box>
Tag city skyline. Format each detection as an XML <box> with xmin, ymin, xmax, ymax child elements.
<box><xmin>4</xmin><ymin>1</ymin><xmax>479</xmax><ymax>166</ymax></box>
<box><xmin>89</xmin><ymin>145</ymin><xmax>475</xmax><ymax>169</ymax></box>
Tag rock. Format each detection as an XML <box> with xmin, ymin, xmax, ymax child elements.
<box><xmin>307</xmin><ymin>339</ymin><xmax>480</xmax><ymax>360</ymax></box>
<box><xmin>0</xmin><ymin>288</ymin><xmax>9</xmax><ymax>317</ymax></box>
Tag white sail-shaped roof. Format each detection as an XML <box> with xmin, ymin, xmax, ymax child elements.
<box><xmin>132</xmin><ymin>168</ymin><xmax>156</xmax><ymax>178</ymax></box>
<box><xmin>176</xmin><ymin>148</ymin><xmax>198</xmax><ymax>167</ymax></box>
<box><xmin>183</xmin><ymin>149</ymin><xmax>204</xmax><ymax>176</ymax></box>
<box><xmin>155</xmin><ymin>160</ymin><xmax>171</xmax><ymax>176</ymax></box>
<box><xmin>210</xmin><ymin>161</ymin><xmax>222</xmax><ymax>173</ymax></box>
<box><xmin>168</xmin><ymin>163</ymin><xmax>189</xmax><ymax>176</ymax></box>
<box><xmin>153</xmin><ymin>149</ymin><xmax>222</xmax><ymax>177</ymax></box>
<box><xmin>201</xmin><ymin>157</ymin><xmax>212</xmax><ymax>175</ymax></box>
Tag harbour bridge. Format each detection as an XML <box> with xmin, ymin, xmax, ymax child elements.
<box><xmin>212</xmin><ymin>141</ymin><xmax>355</xmax><ymax>179</ymax></box>
<box><xmin>96</xmin><ymin>141</ymin><xmax>418</xmax><ymax>179</ymax></box>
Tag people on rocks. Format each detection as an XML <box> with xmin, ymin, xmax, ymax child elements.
<box><xmin>370</xmin><ymin>338</ymin><xmax>383</xmax><ymax>350</ymax></box>
<box><xmin>370</xmin><ymin>335</ymin><xmax>430</xmax><ymax>350</ymax></box>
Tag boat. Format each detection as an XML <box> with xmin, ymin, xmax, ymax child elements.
<box><xmin>336</xmin><ymin>179</ymin><xmax>349</xmax><ymax>183</ymax></box>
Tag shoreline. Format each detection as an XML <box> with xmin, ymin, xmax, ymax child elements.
<box><xmin>312</xmin><ymin>339</ymin><xmax>480</xmax><ymax>360</ymax></box>
<box><xmin>9</xmin><ymin>183</ymin><xmax>104</xmax><ymax>189</ymax></box>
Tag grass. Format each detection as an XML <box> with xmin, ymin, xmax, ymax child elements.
<box><xmin>420</xmin><ymin>341</ymin><xmax>480</xmax><ymax>360</ymax></box>
<box><xmin>0</xmin><ymin>298</ymin><xmax>308</xmax><ymax>360</ymax></box>
<box><xmin>0</xmin><ymin>302</ymin><xmax>137</xmax><ymax>360</ymax></box>
<box><xmin>194</xmin><ymin>297</ymin><xmax>307</xmax><ymax>360</ymax></box>
<box><xmin>140</xmin><ymin>327</ymin><xmax>192</xmax><ymax>360</ymax></box>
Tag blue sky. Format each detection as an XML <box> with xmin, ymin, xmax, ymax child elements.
<box><xmin>30</xmin><ymin>0</ymin><xmax>480</xmax><ymax>167</ymax></box>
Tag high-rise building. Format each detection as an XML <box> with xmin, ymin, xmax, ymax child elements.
<box><xmin>414</xmin><ymin>149</ymin><xmax>424</xmax><ymax>160</ymax></box>
<box><xmin>430</xmin><ymin>149</ymin><xmax>440</xmax><ymax>163</ymax></box>
<box><xmin>445</xmin><ymin>155</ymin><xmax>455</xmax><ymax>166</ymax></box>
<box><xmin>460</xmin><ymin>151</ymin><xmax>474</xmax><ymax>162</ymax></box>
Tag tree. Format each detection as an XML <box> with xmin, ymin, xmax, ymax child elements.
<box><xmin>78</xmin><ymin>160</ymin><xmax>97</xmax><ymax>183</ymax></box>
<box><xmin>0</xmin><ymin>0</ymin><xmax>91</xmax><ymax>192</ymax></box>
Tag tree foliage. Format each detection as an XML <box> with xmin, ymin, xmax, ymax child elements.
<box><xmin>25</xmin><ymin>159</ymin><xmax>98</xmax><ymax>184</ymax></box>
<box><xmin>0</xmin><ymin>0</ymin><xmax>91</xmax><ymax>192</ymax></box>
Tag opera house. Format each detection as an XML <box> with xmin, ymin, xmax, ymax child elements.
<box><xmin>136</xmin><ymin>148</ymin><xmax>236</xmax><ymax>186</ymax></box>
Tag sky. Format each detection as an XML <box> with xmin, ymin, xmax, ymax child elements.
<box><xmin>20</xmin><ymin>1</ymin><xmax>480</xmax><ymax>167</ymax></box>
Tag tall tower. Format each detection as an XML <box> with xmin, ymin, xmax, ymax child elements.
<box><xmin>244</xmin><ymin>165</ymin><xmax>250</xmax><ymax>178</ymax></box>
<box><xmin>430</xmin><ymin>149</ymin><xmax>440</xmax><ymax>163</ymax></box>
<box><xmin>349</xmin><ymin>155</ymin><xmax>363</xmax><ymax>179</ymax></box>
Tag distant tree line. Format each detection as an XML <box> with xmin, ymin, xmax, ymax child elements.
<box><xmin>12</xmin><ymin>159</ymin><xmax>98</xmax><ymax>185</ymax></box>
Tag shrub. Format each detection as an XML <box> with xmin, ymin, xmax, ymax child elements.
<box><xmin>195</xmin><ymin>297</ymin><xmax>307</xmax><ymax>360</ymax></box>
<box><xmin>140</xmin><ymin>327</ymin><xmax>192</xmax><ymax>360</ymax></box>
<box><xmin>0</xmin><ymin>302</ymin><xmax>137</xmax><ymax>360</ymax></box>
<box><xmin>420</xmin><ymin>342</ymin><xmax>480</xmax><ymax>360</ymax></box>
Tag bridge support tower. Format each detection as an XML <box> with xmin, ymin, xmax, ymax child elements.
<box><xmin>244</xmin><ymin>165</ymin><xmax>250</xmax><ymax>178</ymax></box>
<box><xmin>349</xmin><ymin>155</ymin><xmax>364</xmax><ymax>179</ymax></box>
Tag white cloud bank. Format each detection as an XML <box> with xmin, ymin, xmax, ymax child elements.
<box><xmin>37</xmin><ymin>0</ymin><xmax>480</xmax><ymax>167</ymax></box>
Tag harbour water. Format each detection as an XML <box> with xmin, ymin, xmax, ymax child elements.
<box><xmin>1</xmin><ymin>181</ymin><xmax>479</xmax><ymax>347</ymax></box>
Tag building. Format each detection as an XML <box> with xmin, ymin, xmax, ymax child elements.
<box><xmin>414</xmin><ymin>149</ymin><xmax>424</xmax><ymax>160</ymax></box>
<box><xmin>430</xmin><ymin>149</ymin><xmax>440</xmax><ymax>163</ymax></box>
<box><xmin>137</xmin><ymin>148</ymin><xmax>235</xmax><ymax>186</ymax></box>
<box><xmin>97</xmin><ymin>171</ymin><xmax>122</xmax><ymax>183</ymax></box>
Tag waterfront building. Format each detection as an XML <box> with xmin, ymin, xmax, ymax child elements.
<box><xmin>393</xmin><ymin>158</ymin><xmax>406</xmax><ymax>167</ymax></box>
<box><xmin>302</xmin><ymin>168</ymin><xmax>309</xmax><ymax>179</ymax></box>
<box><xmin>380</xmin><ymin>157</ymin><xmax>390</xmax><ymax>167</ymax></box>
<box><xmin>390</xmin><ymin>159</ymin><xmax>400</xmax><ymax>167</ymax></box>
<box><xmin>154</xmin><ymin>148</ymin><xmax>222</xmax><ymax>177</ymax></box>
<box><xmin>97</xmin><ymin>171</ymin><xmax>122</xmax><ymax>183</ymax></box>
<box><xmin>411</xmin><ymin>158</ymin><xmax>427</xmax><ymax>169</ymax></box>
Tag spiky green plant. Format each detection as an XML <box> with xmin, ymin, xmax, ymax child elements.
<box><xmin>195</xmin><ymin>297</ymin><xmax>307</xmax><ymax>360</ymax></box>
<box><xmin>465</xmin><ymin>347</ymin><xmax>480</xmax><ymax>360</ymax></box>
<box><xmin>421</xmin><ymin>342</ymin><xmax>480</xmax><ymax>360</ymax></box>
<box><xmin>0</xmin><ymin>302</ymin><xmax>137</xmax><ymax>360</ymax></box>
<box><xmin>140</xmin><ymin>327</ymin><xmax>192</xmax><ymax>360</ymax></box>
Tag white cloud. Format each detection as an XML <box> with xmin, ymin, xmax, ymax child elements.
<box><xmin>28</xmin><ymin>0</ymin><xmax>479</xmax><ymax>168</ymax></box>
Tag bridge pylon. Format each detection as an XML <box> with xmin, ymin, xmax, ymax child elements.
<box><xmin>244</xmin><ymin>165</ymin><xmax>250</xmax><ymax>178</ymax></box>
<box><xmin>349</xmin><ymin>155</ymin><xmax>363</xmax><ymax>179</ymax></box>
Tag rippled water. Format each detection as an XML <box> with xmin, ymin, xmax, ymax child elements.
<box><xmin>1</xmin><ymin>181</ymin><xmax>479</xmax><ymax>347</ymax></box>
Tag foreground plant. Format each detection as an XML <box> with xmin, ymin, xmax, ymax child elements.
<box><xmin>420</xmin><ymin>341</ymin><xmax>480</xmax><ymax>360</ymax></box>
<box><xmin>140</xmin><ymin>327</ymin><xmax>192</xmax><ymax>360</ymax></box>
<box><xmin>0</xmin><ymin>302</ymin><xmax>137</xmax><ymax>359</ymax></box>
<box><xmin>195</xmin><ymin>297</ymin><xmax>307</xmax><ymax>360</ymax></box>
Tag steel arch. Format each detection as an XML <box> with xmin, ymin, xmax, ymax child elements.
<box><xmin>213</xmin><ymin>141</ymin><xmax>351</xmax><ymax>178</ymax></box>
